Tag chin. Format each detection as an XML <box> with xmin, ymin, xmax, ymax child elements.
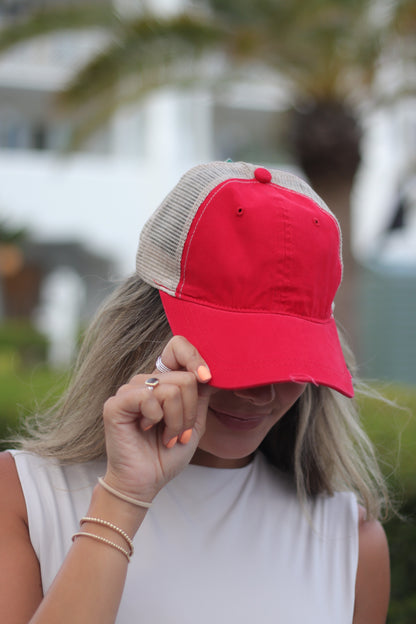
<box><xmin>193</xmin><ymin>438</ymin><xmax>260</xmax><ymax>468</ymax></box>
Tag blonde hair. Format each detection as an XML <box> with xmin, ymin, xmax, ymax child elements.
<box><xmin>16</xmin><ymin>276</ymin><xmax>172</xmax><ymax>461</ymax></box>
<box><xmin>16</xmin><ymin>275</ymin><xmax>390</xmax><ymax>520</ymax></box>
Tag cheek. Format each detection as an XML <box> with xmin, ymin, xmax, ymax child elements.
<box><xmin>273</xmin><ymin>383</ymin><xmax>306</xmax><ymax>410</ymax></box>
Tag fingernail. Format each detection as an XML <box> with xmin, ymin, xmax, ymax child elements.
<box><xmin>197</xmin><ymin>365</ymin><xmax>211</xmax><ymax>382</ymax></box>
<box><xmin>179</xmin><ymin>428</ymin><xmax>193</xmax><ymax>445</ymax></box>
<box><xmin>141</xmin><ymin>418</ymin><xmax>154</xmax><ymax>431</ymax></box>
<box><xmin>166</xmin><ymin>436</ymin><xmax>178</xmax><ymax>449</ymax></box>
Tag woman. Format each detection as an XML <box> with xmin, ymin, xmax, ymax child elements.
<box><xmin>0</xmin><ymin>161</ymin><xmax>389</xmax><ymax>623</ymax></box>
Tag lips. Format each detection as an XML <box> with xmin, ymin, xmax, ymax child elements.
<box><xmin>209</xmin><ymin>407</ymin><xmax>270</xmax><ymax>431</ymax></box>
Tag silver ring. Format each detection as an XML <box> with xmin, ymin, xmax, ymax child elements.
<box><xmin>145</xmin><ymin>377</ymin><xmax>160</xmax><ymax>391</ymax></box>
<box><xmin>155</xmin><ymin>356</ymin><xmax>172</xmax><ymax>374</ymax></box>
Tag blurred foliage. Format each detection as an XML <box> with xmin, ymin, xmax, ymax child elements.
<box><xmin>386</xmin><ymin>495</ymin><xmax>416</xmax><ymax>624</ymax></box>
<box><xmin>0</xmin><ymin>0</ymin><xmax>414</xmax><ymax>145</ymax></box>
<box><xmin>358</xmin><ymin>384</ymin><xmax>416</xmax><ymax>497</ymax></box>
<box><xmin>358</xmin><ymin>385</ymin><xmax>416</xmax><ymax>623</ymax></box>
<box><xmin>0</xmin><ymin>321</ymin><xmax>48</xmax><ymax>369</ymax></box>
<box><xmin>0</xmin><ymin>220</ymin><xmax>28</xmax><ymax>243</ymax></box>
<box><xmin>0</xmin><ymin>366</ymin><xmax>66</xmax><ymax>446</ymax></box>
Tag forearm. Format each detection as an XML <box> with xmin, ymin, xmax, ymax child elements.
<box><xmin>28</xmin><ymin>340</ymin><xmax>211</xmax><ymax>623</ymax></box>
<box><xmin>30</xmin><ymin>485</ymin><xmax>148</xmax><ymax>624</ymax></box>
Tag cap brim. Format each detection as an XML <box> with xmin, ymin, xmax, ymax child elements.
<box><xmin>160</xmin><ymin>292</ymin><xmax>354</xmax><ymax>398</ymax></box>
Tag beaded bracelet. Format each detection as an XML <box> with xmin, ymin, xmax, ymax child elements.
<box><xmin>80</xmin><ymin>517</ymin><xmax>134</xmax><ymax>557</ymax></box>
<box><xmin>72</xmin><ymin>531</ymin><xmax>131</xmax><ymax>562</ymax></box>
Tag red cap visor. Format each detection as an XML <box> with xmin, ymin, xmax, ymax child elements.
<box><xmin>160</xmin><ymin>291</ymin><xmax>354</xmax><ymax>397</ymax></box>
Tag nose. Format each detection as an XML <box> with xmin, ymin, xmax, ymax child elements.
<box><xmin>233</xmin><ymin>384</ymin><xmax>276</xmax><ymax>406</ymax></box>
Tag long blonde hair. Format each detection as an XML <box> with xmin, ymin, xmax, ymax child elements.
<box><xmin>16</xmin><ymin>275</ymin><xmax>390</xmax><ymax>520</ymax></box>
<box><xmin>16</xmin><ymin>276</ymin><xmax>172</xmax><ymax>461</ymax></box>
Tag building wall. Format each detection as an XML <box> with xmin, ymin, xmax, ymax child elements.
<box><xmin>358</xmin><ymin>262</ymin><xmax>416</xmax><ymax>386</ymax></box>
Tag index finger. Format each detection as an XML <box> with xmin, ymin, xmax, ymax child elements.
<box><xmin>158</xmin><ymin>336</ymin><xmax>212</xmax><ymax>384</ymax></box>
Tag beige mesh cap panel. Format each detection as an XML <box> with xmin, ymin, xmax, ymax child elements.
<box><xmin>136</xmin><ymin>161</ymin><xmax>341</xmax><ymax>295</ymax></box>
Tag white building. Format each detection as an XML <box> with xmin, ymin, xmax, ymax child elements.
<box><xmin>0</xmin><ymin>0</ymin><xmax>290</xmax><ymax>365</ymax></box>
<box><xmin>0</xmin><ymin>28</ymin><xmax>294</xmax><ymax>268</ymax></box>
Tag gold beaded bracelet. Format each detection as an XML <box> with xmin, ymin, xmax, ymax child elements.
<box><xmin>72</xmin><ymin>531</ymin><xmax>131</xmax><ymax>562</ymax></box>
<box><xmin>80</xmin><ymin>517</ymin><xmax>134</xmax><ymax>557</ymax></box>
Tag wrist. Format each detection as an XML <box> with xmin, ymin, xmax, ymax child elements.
<box><xmin>103</xmin><ymin>470</ymin><xmax>160</xmax><ymax>506</ymax></box>
<box><xmin>86</xmin><ymin>484</ymin><xmax>149</xmax><ymax>538</ymax></box>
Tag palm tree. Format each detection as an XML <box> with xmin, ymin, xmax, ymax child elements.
<box><xmin>0</xmin><ymin>0</ymin><xmax>413</xmax><ymax>338</ymax></box>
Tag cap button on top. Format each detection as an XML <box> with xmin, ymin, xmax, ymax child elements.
<box><xmin>254</xmin><ymin>167</ymin><xmax>272</xmax><ymax>184</ymax></box>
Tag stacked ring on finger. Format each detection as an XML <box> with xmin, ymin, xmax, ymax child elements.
<box><xmin>155</xmin><ymin>356</ymin><xmax>172</xmax><ymax>374</ymax></box>
<box><xmin>144</xmin><ymin>377</ymin><xmax>160</xmax><ymax>391</ymax></box>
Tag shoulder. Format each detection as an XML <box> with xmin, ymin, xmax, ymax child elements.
<box><xmin>0</xmin><ymin>451</ymin><xmax>27</xmax><ymax>521</ymax></box>
<box><xmin>0</xmin><ymin>452</ymin><xmax>44</xmax><ymax>617</ymax></box>
<box><xmin>353</xmin><ymin>506</ymin><xmax>390</xmax><ymax>624</ymax></box>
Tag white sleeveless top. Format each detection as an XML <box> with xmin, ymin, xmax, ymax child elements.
<box><xmin>10</xmin><ymin>450</ymin><xmax>358</xmax><ymax>623</ymax></box>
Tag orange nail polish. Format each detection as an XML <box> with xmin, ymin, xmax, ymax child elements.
<box><xmin>141</xmin><ymin>418</ymin><xmax>154</xmax><ymax>431</ymax></box>
<box><xmin>197</xmin><ymin>365</ymin><xmax>211</xmax><ymax>382</ymax></box>
<box><xmin>166</xmin><ymin>436</ymin><xmax>178</xmax><ymax>449</ymax></box>
<box><xmin>179</xmin><ymin>428</ymin><xmax>193</xmax><ymax>444</ymax></box>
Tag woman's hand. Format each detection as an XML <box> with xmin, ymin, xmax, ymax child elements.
<box><xmin>102</xmin><ymin>336</ymin><xmax>212</xmax><ymax>504</ymax></box>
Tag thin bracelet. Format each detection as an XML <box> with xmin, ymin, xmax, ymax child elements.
<box><xmin>98</xmin><ymin>477</ymin><xmax>152</xmax><ymax>509</ymax></box>
<box><xmin>72</xmin><ymin>531</ymin><xmax>130</xmax><ymax>562</ymax></box>
<box><xmin>81</xmin><ymin>517</ymin><xmax>134</xmax><ymax>556</ymax></box>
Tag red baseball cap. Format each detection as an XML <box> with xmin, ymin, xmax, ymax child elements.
<box><xmin>136</xmin><ymin>161</ymin><xmax>354</xmax><ymax>397</ymax></box>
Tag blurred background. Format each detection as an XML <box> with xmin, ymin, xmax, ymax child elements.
<box><xmin>0</xmin><ymin>1</ymin><xmax>415</xmax><ymax>621</ymax></box>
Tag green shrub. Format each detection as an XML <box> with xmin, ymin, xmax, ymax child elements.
<box><xmin>0</xmin><ymin>320</ymin><xmax>48</xmax><ymax>369</ymax></box>
<box><xmin>385</xmin><ymin>496</ymin><xmax>416</xmax><ymax>624</ymax></box>
<box><xmin>0</xmin><ymin>367</ymin><xmax>67</xmax><ymax>449</ymax></box>
<box><xmin>357</xmin><ymin>385</ymin><xmax>416</xmax><ymax>624</ymax></box>
<box><xmin>358</xmin><ymin>384</ymin><xmax>416</xmax><ymax>498</ymax></box>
